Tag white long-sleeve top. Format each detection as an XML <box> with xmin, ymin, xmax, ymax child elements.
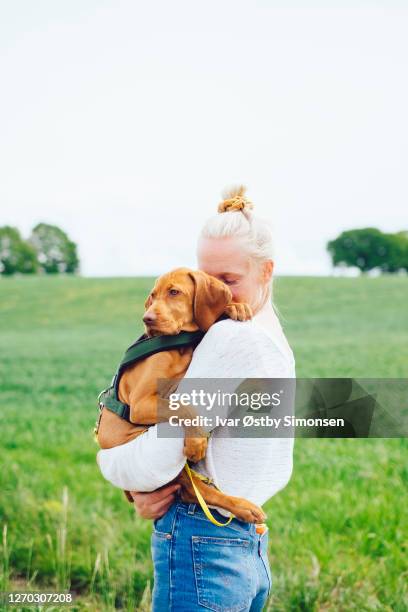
<box><xmin>96</xmin><ymin>302</ymin><xmax>296</xmax><ymax>515</ymax></box>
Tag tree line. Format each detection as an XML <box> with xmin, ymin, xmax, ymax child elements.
<box><xmin>2</xmin><ymin>223</ymin><xmax>407</xmax><ymax>277</ymax></box>
<box><xmin>0</xmin><ymin>223</ymin><xmax>79</xmax><ymax>275</ymax></box>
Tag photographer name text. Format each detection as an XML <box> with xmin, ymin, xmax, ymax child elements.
<box><xmin>168</xmin><ymin>415</ymin><xmax>345</xmax><ymax>428</ymax></box>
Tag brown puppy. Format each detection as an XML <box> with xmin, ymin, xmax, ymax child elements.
<box><xmin>96</xmin><ymin>268</ymin><xmax>266</xmax><ymax>523</ymax></box>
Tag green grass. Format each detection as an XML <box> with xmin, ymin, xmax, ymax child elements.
<box><xmin>0</xmin><ymin>275</ymin><xmax>407</xmax><ymax>611</ymax></box>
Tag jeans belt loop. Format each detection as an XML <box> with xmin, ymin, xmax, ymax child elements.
<box><xmin>187</xmin><ymin>503</ymin><xmax>196</xmax><ymax>515</ymax></box>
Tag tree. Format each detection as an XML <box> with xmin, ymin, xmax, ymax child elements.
<box><xmin>29</xmin><ymin>223</ymin><xmax>79</xmax><ymax>274</ymax></box>
<box><xmin>391</xmin><ymin>231</ymin><xmax>408</xmax><ymax>272</ymax></box>
<box><xmin>327</xmin><ymin>228</ymin><xmax>408</xmax><ymax>274</ymax></box>
<box><xmin>0</xmin><ymin>226</ymin><xmax>38</xmax><ymax>275</ymax></box>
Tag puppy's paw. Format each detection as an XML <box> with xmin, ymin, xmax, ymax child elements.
<box><xmin>230</xmin><ymin>498</ymin><xmax>267</xmax><ymax>523</ymax></box>
<box><xmin>224</xmin><ymin>302</ymin><xmax>252</xmax><ymax>322</ymax></box>
<box><xmin>183</xmin><ymin>437</ymin><xmax>208</xmax><ymax>463</ymax></box>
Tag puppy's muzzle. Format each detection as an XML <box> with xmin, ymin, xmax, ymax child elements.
<box><xmin>143</xmin><ymin>313</ymin><xmax>156</xmax><ymax>325</ymax></box>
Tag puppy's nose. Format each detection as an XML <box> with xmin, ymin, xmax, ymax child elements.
<box><xmin>143</xmin><ymin>313</ymin><xmax>156</xmax><ymax>325</ymax></box>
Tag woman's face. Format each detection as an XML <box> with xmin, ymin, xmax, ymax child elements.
<box><xmin>197</xmin><ymin>236</ymin><xmax>272</xmax><ymax>312</ymax></box>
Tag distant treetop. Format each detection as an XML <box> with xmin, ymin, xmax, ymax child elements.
<box><xmin>0</xmin><ymin>223</ymin><xmax>79</xmax><ymax>276</ymax></box>
<box><xmin>327</xmin><ymin>228</ymin><xmax>408</xmax><ymax>274</ymax></box>
<box><xmin>29</xmin><ymin>223</ymin><xmax>79</xmax><ymax>274</ymax></box>
<box><xmin>0</xmin><ymin>226</ymin><xmax>38</xmax><ymax>275</ymax></box>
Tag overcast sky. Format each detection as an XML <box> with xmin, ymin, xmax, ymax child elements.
<box><xmin>1</xmin><ymin>1</ymin><xmax>407</xmax><ymax>276</ymax></box>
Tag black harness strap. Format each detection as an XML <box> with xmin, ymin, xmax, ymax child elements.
<box><xmin>95</xmin><ymin>330</ymin><xmax>205</xmax><ymax>431</ymax></box>
<box><xmin>113</xmin><ymin>330</ymin><xmax>205</xmax><ymax>398</ymax></box>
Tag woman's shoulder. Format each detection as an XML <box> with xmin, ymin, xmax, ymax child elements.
<box><xmin>204</xmin><ymin>318</ymin><xmax>261</xmax><ymax>343</ymax></box>
<box><xmin>190</xmin><ymin>318</ymin><xmax>295</xmax><ymax>378</ymax></box>
<box><xmin>208</xmin><ymin>317</ymin><xmax>295</xmax><ymax>369</ymax></box>
<box><xmin>203</xmin><ymin>318</ymin><xmax>290</xmax><ymax>357</ymax></box>
<box><xmin>206</xmin><ymin>317</ymin><xmax>283</xmax><ymax>343</ymax></box>
<box><xmin>184</xmin><ymin>313</ymin><xmax>297</xmax><ymax>379</ymax></box>
<box><xmin>193</xmin><ymin>319</ymin><xmax>259</xmax><ymax>356</ymax></box>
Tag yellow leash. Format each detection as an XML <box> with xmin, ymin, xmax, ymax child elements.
<box><xmin>184</xmin><ymin>463</ymin><xmax>234</xmax><ymax>527</ymax></box>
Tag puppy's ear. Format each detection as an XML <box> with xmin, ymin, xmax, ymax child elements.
<box><xmin>188</xmin><ymin>271</ymin><xmax>232</xmax><ymax>331</ymax></box>
<box><xmin>144</xmin><ymin>293</ymin><xmax>153</xmax><ymax>310</ymax></box>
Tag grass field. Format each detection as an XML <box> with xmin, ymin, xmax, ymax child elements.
<box><xmin>0</xmin><ymin>275</ymin><xmax>407</xmax><ymax>611</ymax></box>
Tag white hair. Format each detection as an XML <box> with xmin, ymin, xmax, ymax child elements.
<box><xmin>200</xmin><ymin>212</ymin><xmax>275</xmax><ymax>263</ymax></box>
<box><xmin>198</xmin><ymin>185</ymin><xmax>278</xmax><ymax>313</ymax></box>
<box><xmin>200</xmin><ymin>185</ymin><xmax>274</xmax><ymax>264</ymax></box>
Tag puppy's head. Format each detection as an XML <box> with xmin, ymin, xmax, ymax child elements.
<box><xmin>143</xmin><ymin>268</ymin><xmax>232</xmax><ymax>336</ymax></box>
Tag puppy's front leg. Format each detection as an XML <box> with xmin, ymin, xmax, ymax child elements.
<box><xmin>128</xmin><ymin>392</ymin><xmax>208</xmax><ymax>463</ymax></box>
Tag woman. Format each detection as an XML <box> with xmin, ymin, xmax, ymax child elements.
<box><xmin>96</xmin><ymin>186</ymin><xmax>296</xmax><ymax>611</ymax></box>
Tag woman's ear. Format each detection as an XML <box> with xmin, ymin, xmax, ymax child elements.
<box><xmin>261</xmin><ymin>260</ymin><xmax>274</xmax><ymax>284</ymax></box>
<box><xmin>188</xmin><ymin>270</ymin><xmax>232</xmax><ymax>331</ymax></box>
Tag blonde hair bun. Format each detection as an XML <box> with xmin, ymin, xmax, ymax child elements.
<box><xmin>218</xmin><ymin>185</ymin><xmax>254</xmax><ymax>214</ymax></box>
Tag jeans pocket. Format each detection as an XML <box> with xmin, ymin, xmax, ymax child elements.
<box><xmin>153</xmin><ymin>511</ymin><xmax>173</xmax><ymax>535</ymax></box>
<box><xmin>151</xmin><ymin>531</ymin><xmax>172</xmax><ymax>580</ymax></box>
<box><xmin>259</xmin><ymin>533</ymin><xmax>272</xmax><ymax>598</ymax></box>
<box><xmin>151</xmin><ymin>522</ymin><xmax>172</xmax><ymax>568</ymax></box>
<box><xmin>192</xmin><ymin>535</ymin><xmax>252</xmax><ymax>612</ymax></box>
<box><xmin>151</xmin><ymin>529</ymin><xmax>172</xmax><ymax>612</ymax></box>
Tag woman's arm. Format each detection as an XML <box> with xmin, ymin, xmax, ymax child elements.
<box><xmin>96</xmin><ymin>423</ymin><xmax>186</xmax><ymax>491</ymax></box>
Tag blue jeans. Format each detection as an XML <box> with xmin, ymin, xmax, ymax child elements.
<box><xmin>151</xmin><ymin>500</ymin><xmax>272</xmax><ymax>611</ymax></box>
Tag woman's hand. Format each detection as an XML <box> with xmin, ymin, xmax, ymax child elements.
<box><xmin>128</xmin><ymin>483</ymin><xmax>181</xmax><ymax>519</ymax></box>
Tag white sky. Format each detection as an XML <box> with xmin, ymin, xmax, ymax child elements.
<box><xmin>1</xmin><ymin>0</ymin><xmax>407</xmax><ymax>276</ymax></box>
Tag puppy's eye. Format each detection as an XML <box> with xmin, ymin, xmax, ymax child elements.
<box><xmin>169</xmin><ymin>289</ymin><xmax>180</xmax><ymax>296</ymax></box>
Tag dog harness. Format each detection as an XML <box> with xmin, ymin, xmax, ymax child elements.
<box><xmin>94</xmin><ymin>330</ymin><xmax>205</xmax><ymax>425</ymax></box>
<box><xmin>94</xmin><ymin>329</ymin><xmax>235</xmax><ymax>527</ymax></box>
